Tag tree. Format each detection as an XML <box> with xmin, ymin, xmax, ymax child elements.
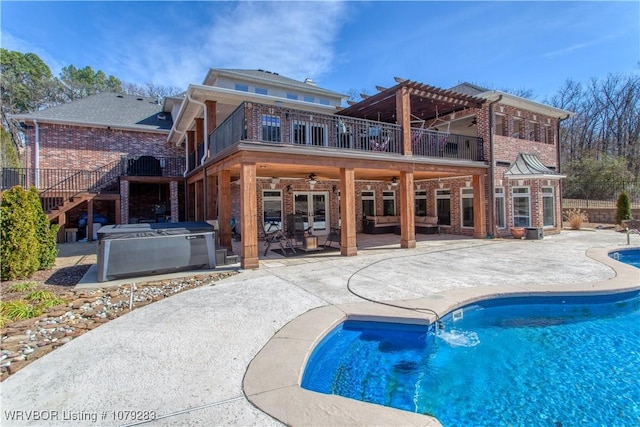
<box><xmin>122</xmin><ymin>82</ymin><xmax>183</xmax><ymax>98</ymax></box>
<box><xmin>562</xmin><ymin>155</ymin><xmax>635</xmax><ymax>200</ymax></box>
<box><xmin>616</xmin><ymin>192</ymin><xmax>632</xmax><ymax>224</ymax></box>
<box><xmin>59</xmin><ymin>65</ymin><xmax>123</xmax><ymax>101</ymax></box>
<box><xmin>0</xmin><ymin>186</ymin><xmax>40</xmax><ymax>279</ymax></box>
<box><xmin>27</xmin><ymin>187</ymin><xmax>58</xmax><ymax>269</ymax></box>
<box><xmin>1</xmin><ymin>127</ymin><xmax>21</xmax><ymax>168</ymax></box>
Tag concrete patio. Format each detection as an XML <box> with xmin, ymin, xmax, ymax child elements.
<box><xmin>1</xmin><ymin>229</ymin><xmax>638</xmax><ymax>426</ymax></box>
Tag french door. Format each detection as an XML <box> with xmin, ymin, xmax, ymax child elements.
<box><xmin>293</xmin><ymin>192</ymin><xmax>329</xmax><ymax>235</ymax></box>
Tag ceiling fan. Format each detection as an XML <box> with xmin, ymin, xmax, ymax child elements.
<box><xmin>468</xmin><ymin>118</ymin><xmax>477</xmax><ymax>127</ymax></box>
<box><xmin>307</xmin><ymin>173</ymin><xmax>318</xmax><ymax>185</ymax></box>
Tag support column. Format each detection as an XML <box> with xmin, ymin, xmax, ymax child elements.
<box><xmin>400</xmin><ymin>171</ymin><xmax>416</xmax><ymax>248</ymax></box>
<box><xmin>473</xmin><ymin>174</ymin><xmax>487</xmax><ymax>238</ymax></box>
<box><xmin>169</xmin><ymin>180</ymin><xmax>179</xmax><ymax>222</ymax></box>
<box><xmin>396</xmin><ymin>86</ymin><xmax>412</xmax><ymax>155</ymax></box>
<box><xmin>218</xmin><ymin>170</ymin><xmax>232</xmax><ymax>249</ymax></box>
<box><xmin>115</xmin><ymin>199</ymin><xmax>121</xmax><ymax>224</ymax></box>
<box><xmin>87</xmin><ymin>199</ymin><xmax>94</xmax><ymax>242</ymax></box>
<box><xmin>120</xmin><ymin>180</ymin><xmax>129</xmax><ymax>224</ymax></box>
<box><xmin>195</xmin><ymin>118</ymin><xmax>204</xmax><ymax>166</ymax></box>
<box><xmin>195</xmin><ymin>179</ymin><xmax>204</xmax><ymax>221</ymax></box>
<box><xmin>186</xmin><ymin>130</ymin><xmax>195</xmax><ymax>172</ymax></box>
<box><xmin>240</xmin><ymin>163</ymin><xmax>259</xmax><ymax>269</ymax></box>
<box><xmin>206</xmin><ymin>173</ymin><xmax>217</xmax><ymax>220</ymax></box>
<box><xmin>340</xmin><ymin>167</ymin><xmax>357</xmax><ymax>256</ymax></box>
<box><xmin>57</xmin><ymin>212</ymin><xmax>66</xmax><ymax>243</ymax></box>
<box><xmin>205</xmin><ymin>100</ymin><xmax>217</xmax><ymax>157</ymax></box>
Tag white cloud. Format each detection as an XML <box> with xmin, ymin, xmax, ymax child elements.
<box><xmin>0</xmin><ymin>31</ymin><xmax>66</xmax><ymax>76</ymax></box>
<box><xmin>102</xmin><ymin>1</ymin><xmax>348</xmax><ymax>90</ymax></box>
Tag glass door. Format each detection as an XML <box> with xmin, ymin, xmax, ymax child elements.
<box><xmin>294</xmin><ymin>192</ymin><xmax>329</xmax><ymax>235</ymax></box>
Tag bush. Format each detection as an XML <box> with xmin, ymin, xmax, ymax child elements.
<box><xmin>1</xmin><ymin>186</ymin><xmax>40</xmax><ymax>279</ymax></box>
<box><xmin>28</xmin><ymin>187</ymin><xmax>58</xmax><ymax>269</ymax></box>
<box><xmin>563</xmin><ymin>208</ymin><xmax>589</xmax><ymax>230</ymax></box>
<box><xmin>0</xmin><ymin>186</ymin><xmax>58</xmax><ymax>280</ymax></box>
<box><xmin>616</xmin><ymin>191</ymin><xmax>632</xmax><ymax>224</ymax></box>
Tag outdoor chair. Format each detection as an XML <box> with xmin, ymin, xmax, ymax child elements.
<box><xmin>260</xmin><ymin>221</ymin><xmax>296</xmax><ymax>256</ymax></box>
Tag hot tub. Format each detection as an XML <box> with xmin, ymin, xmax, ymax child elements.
<box><xmin>97</xmin><ymin>222</ymin><xmax>215</xmax><ymax>282</ymax></box>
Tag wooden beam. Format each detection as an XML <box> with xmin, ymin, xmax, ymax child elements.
<box><xmin>396</xmin><ymin>86</ymin><xmax>412</xmax><ymax>156</ymax></box>
<box><xmin>340</xmin><ymin>168</ymin><xmax>357</xmax><ymax>256</ymax></box>
<box><xmin>240</xmin><ymin>163</ymin><xmax>259</xmax><ymax>269</ymax></box>
<box><xmin>399</xmin><ymin>171</ymin><xmax>416</xmax><ymax>248</ymax></box>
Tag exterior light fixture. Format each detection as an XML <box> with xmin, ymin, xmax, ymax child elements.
<box><xmin>391</xmin><ymin>177</ymin><xmax>398</xmax><ymax>186</ymax></box>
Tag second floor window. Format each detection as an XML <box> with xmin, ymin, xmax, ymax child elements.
<box><xmin>287</xmin><ymin>93</ymin><xmax>298</xmax><ymax>100</ymax></box>
<box><xmin>262</xmin><ymin>115</ymin><xmax>281</xmax><ymax>142</ymax></box>
<box><xmin>255</xmin><ymin>87</ymin><xmax>267</xmax><ymax>95</ymax></box>
<box><xmin>235</xmin><ymin>84</ymin><xmax>249</xmax><ymax>92</ymax></box>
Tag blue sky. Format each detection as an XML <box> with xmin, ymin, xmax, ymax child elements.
<box><xmin>1</xmin><ymin>1</ymin><xmax>638</xmax><ymax>101</ymax></box>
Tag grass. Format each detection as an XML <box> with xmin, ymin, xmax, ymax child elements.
<box><xmin>563</xmin><ymin>208</ymin><xmax>589</xmax><ymax>230</ymax></box>
<box><xmin>6</xmin><ymin>281</ymin><xmax>39</xmax><ymax>293</ymax></box>
<box><xmin>0</xmin><ymin>287</ymin><xmax>67</xmax><ymax>327</ymax></box>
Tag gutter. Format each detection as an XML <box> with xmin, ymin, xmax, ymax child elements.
<box><xmin>187</xmin><ymin>93</ymin><xmax>208</xmax><ymax>165</ymax></box>
<box><xmin>557</xmin><ymin>113</ymin><xmax>571</xmax><ymax>227</ymax></box>
<box><xmin>487</xmin><ymin>95</ymin><xmax>503</xmax><ymax>238</ymax></box>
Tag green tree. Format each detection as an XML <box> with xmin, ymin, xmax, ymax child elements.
<box><xmin>27</xmin><ymin>187</ymin><xmax>58</xmax><ymax>269</ymax></box>
<box><xmin>562</xmin><ymin>155</ymin><xmax>635</xmax><ymax>199</ymax></box>
<box><xmin>59</xmin><ymin>65</ymin><xmax>122</xmax><ymax>100</ymax></box>
<box><xmin>1</xmin><ymin>127</ymin><xmax>21</xmax><ymax>168</ymax></box>
<box><xmin>616</xmin><ymin>192</ymin><xmax>633</xmax><ymax>224</ymax></box>
<box><xmin>0</xmin><ymin>186</ymin><xmax>40</xmax><ymax>279</ymax></box>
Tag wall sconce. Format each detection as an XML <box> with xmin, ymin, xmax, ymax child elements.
<box><xmin>391</xmin><ymin>177</ymin><xmax>398</xmax><ymax>187</ymax></box>
<box><xmin>332</xmin><ymin>185</ymin><xmax>338</xmax><ymax>194</ymax></box>
<box><xmin>307</xmin><ymin>173</ymin><xmax>317</xmax><ymax>185</ymax></box>
<box><xmin>438</xmin><ymin>178</ymin><xmax>444</xmax><ymax>189</ymax></box>
<box><xmin>465</xmin><ymin>180</ymin><xmax>471</xmax><ymax>188</ymax></box>
<box><xmin>270</xmin><ymin>177</ymin><xmax>280</xmax><ymax>189</ymax></box>
<box><xmin>286</xmin><ymin>185</ymin><xmax>292</xmax><ymax>194</ymax></box>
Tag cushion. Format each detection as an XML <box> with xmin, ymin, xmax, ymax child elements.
<box><xmin>424</xmin><ymin>216</ymin><xmax>438</xmax><ymax>225</ymax></box>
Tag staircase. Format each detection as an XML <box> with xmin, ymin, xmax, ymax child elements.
<box><xmin>47</xmin><ymin>193</ymin><xmax>95</xmax><ymax>221</ymax></box>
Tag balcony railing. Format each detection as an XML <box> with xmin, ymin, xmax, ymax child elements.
<box><xmin>120</xmin><ymin>155</ymin><xmax>185</xmax><ymax>177</ymax></box>
<box><xmin>206</xmin><ymin>101</ymin><xmax>485</xmax><ymax>162</ymax></box>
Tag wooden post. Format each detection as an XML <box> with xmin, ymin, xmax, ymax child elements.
<box><xmin>473</xmin><ymin>174</ymin><xmax>487</xmax><ymax>238</ymax></box>
<box><xmin>218</xmin><ymin>170</ymin><xmax>232</xmax><ymax>249</ymax></box>
<box><xmin>240</xmin><ymin>163</ymin><xmax>259</xmax><ymax>269</ymax></box>
<box><xmin>400</xmin><ymin>171</ymin><xmax>416</xmax><ymax>248</ymax></box>
<box><xmin>206</xmin><ymin>173</ymin><xmax>217</xmax><ymax>221</ymax></box>
<box><xmin>57</xmin><ymin>212</ymin><xmax>66</xmax><ymax>243</ymax></box>
<box><xmin>396</xmin><ymin>86</ymin><xmax>412</xmax><ymax>156</ymax></box>
<box><xmin>87</xmin><ymin>199</ymin><xmax>94</xmax><ymax>242</ymax></box>
<box><xmin>340</xmin><ymin>168</ymin><xmax>357</xmax><ymax>256</ymax></box>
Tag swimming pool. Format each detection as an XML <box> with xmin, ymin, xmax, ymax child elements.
<box><xmin>302</xmin><ymin>291</ymin><xmax>640</xmax><ymax>426</ymax></box>
<box><xmin>609</xmin><ymin>247</ymin><xmax>640</xmax><ymax>268</ymax></box>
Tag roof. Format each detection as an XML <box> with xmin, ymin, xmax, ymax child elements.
<box><xmin>204</xmin><ymin>68</ymin><xmax>346</xmax><ymax>99</ymax></box>
<box><xmin>338</xmin><ymin>80</ymin><xmax>485</xmax><ymax>123</ymax></box>
<box><xmin>12</xmin><ymin>92</ymin><xmax>173</xmax><ymax>132</ymax></box>
<box><xmin>449</xmin><ymin>82</ymin><xmax>491</xmax><ymax>97</ymax></box>
<box><xmin>504</xmin><ymin>153</ymin><xmax>566</xmax><ymax>179</ymax></box>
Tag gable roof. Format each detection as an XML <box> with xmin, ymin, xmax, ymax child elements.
<box><xmin>449</xmin><ymin>82</ymin><xmax>491</xmax><ymax>96</ymax></box>
<box><xmin>203</xmin><ymin>68</ymin><xmax>346</xmax><ymax>99</ymax></box>
<box><xmin>11</xmin><ymin>92</ymin><xmax>173</xmax><ymax>132</ymax></box>
<box><xmin>504</xmin><ymin>153</ymin><xmax>566</xmax><ymax>179</ymax></box>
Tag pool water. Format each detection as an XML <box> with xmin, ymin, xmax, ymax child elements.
<box><xmin>610</xmin><ymin>248</ymin><xmax>640</xmax><ymax>268</ymax></box>
<box><xmin>302</xmin><ymin>292</ymin><xmax>640</xmax><ymax>426</ymax></box>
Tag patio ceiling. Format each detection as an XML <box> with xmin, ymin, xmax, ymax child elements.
<box><xmin>337</xmin><ymin>80</ymin><xmax>485</xmax><ymax>124</ymax></box>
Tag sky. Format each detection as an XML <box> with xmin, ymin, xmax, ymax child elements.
<box><xmin>1</xmin><ymin>1</ymin><xmax>638</xmax><ymax>102</ymax></box>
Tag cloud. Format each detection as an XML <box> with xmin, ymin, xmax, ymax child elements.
<box><xmin>543</xmin><ymin>42</ymin><xmax>590</xmax><ymax>59</ymax></box>
<box><xmin>0</xmin><ymin>31</ymin><xmax>66</xmax><ymax>75</ymax></box>
<box><xmin>103</xmin><ymin>1</ymin><xmax>348</xmax><ymax>90</ymax></box>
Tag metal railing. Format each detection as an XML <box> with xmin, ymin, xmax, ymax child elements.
<box><xmin>563</xmin><ymin>179</ymin><xmax>640</xmax><ymax>209</ymax></box>
<box><xmin>204</xmin><ymin>101</ymin><xmax>484</xmax><ymax>162</ymax></box>
<box><xmin>120</xmin><ymin>155</ymin><xmax>184</xmax><ymax>177</ymax></box>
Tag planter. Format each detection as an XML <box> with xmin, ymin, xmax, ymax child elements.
<box><xmin>510</xmin><ymin>227</ymin><xmax>526</xmax><ymax>239</ymax></box>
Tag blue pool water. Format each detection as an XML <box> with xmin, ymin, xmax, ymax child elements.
<box><xmin>610</xmin><ymin>248</ymin><xmax>640</xmax><ymax>268</ymax></box>
<box><xmin>302</xmin><ymin>292</ymin><xmax>640</xmax><ymax>426</ymax></box>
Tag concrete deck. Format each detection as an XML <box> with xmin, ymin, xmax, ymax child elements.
<box><xmin>1</xmin><ymin>230</ymin><xmax>639</xmax><ymax>426</ymax></box>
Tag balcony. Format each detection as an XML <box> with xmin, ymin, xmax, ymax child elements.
<box><xmin>206</xmin><ymin>102</ymin><xmax>484</xmax><ymax>164</ymax></box>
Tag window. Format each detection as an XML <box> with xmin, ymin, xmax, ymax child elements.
<box><xmin>303</xmin><ymin>95</ymin><xmax>314</xmax><ymax>103</ymax></box>
<box><xmin>512</xmin><ymin>117</ymin><xmax>523</xmax><ymax>138</ymax></box>
<box><xmin>234</xmin><ymin>84</ymin><xmax>249</xmax><ymax>92</ymax></box>
<box><xmin>436</xmin><ymin>189</ymin><xmax>451</xmax><ymax>226</ymax></box>
<box><xmin>415</xmin><ymin>190</ymin><xmax>427</xmax><ymax>216</ymax></box>
<box><xmin>494</xmin><ymin>114</ymin><xmax>506</xmax><ymax>136</ymax></box>
<box><xmin>529</xmin><ymin>121</ymin><xmax>540</xmax><ymax>141</ymax></box>
<box><xmin>292</xmin><ymin>121</ymin><xmax>327</xmax><ymax>146</ymax></box>
<box><xmin>261</xmin><ymin>115</ymin><xmax>281</xmax><ymax>142</ymax></box>
<box><xmin>542</xmin><ymin>125</ymin><xmax>553</xmax><ymax>144</ymax></box>
<box><xmin>383</xmin><ymin>191</ymin><xmax>396</xmax><ymax>216</ymax></box>
<box><xmin>542</xmin><ymin>187</ymin><xmax>555</xmax><ymax>227</ymax></box>
<box><xmin>319</xmin><ymin>98</ymin><xmax>330</xmax><ymax>105</ymax></box>
<box><xmin>262</xmin><ymin>190</ymin><xmax>283</xmax><ymax>232</ymax></box>
<box><xmin>255</xmin><ymin>87</ymin><xmax>268</xmax><ymax>95</ymax></box>
<box><xmin>286</xmin><ymin>93</ymin><xmax>298</xmax><ymax>100</ymax></box>
<box><xmin>495</xmin><ymin>187</ymin><xmax>506</xmax><ymax>229</ymax></box>
<box><xmin>461</xmin><ymin>188</ymin><xmax>474</xmax><ymax>228</ymax></box>
<box><xmin>512</xmin><ymin>187</ymin><xmax>530</xmax><ymax>227</ymax></box>
<box><xmin>362</xmin><ymin>190</ymin><xmax>375</xmax><ymax>218</ymax></box>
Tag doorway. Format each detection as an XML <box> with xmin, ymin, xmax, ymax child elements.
<box><xmin>293</xmin><ymin>192</ymin><xmax>329</xmax><ymax>235</ymax></box>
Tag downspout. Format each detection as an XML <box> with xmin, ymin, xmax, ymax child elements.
<box><xmin>487</xmin><ymin>95</ymin><xmax>503</xmax><ymax>238</ymax></box>
<box><xmin>557</xmin><ymin>114</ymin><xmax>571</xmax><ymax>229</ymax></box>
<box><xmin>187</xmin><ymin>93</ymin><xmax>208</xmax><ymax>220</ymax></box>
<box><xmin>34</xmin><ymin>119</ymin><xmax>40</xmax><ymax>188</ymax></box>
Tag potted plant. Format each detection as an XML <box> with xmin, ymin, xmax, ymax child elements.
<box><xmin>510</xmin><ymin>227</ymin><xmax>526</xmax><ymax>239</ymax></box>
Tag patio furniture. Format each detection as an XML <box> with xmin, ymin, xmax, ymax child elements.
<box><xmin>261</xmin><ymin>221</ymin><xmax>296</xmax><ymax>256</ymax></box>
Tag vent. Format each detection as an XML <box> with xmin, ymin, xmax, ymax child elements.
<box><xmin>496</xmin><ymin>160</ymin><xmax>511</xmax><ymax>167</ymax></box>
<box><xmin>304</xmin><ymin>78</ymin><xmax>316</xmax><ymax>86</ymax></box>
<box><xmin>157</xmin><ymin>113</ymin><xmax>167</xmax><ymax>121</ymax></box>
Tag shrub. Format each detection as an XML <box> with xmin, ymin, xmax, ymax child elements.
<box><xmin>6</xmin><ymin>281</ymin><xmax>39</xmax><ymax>293</ymax></box>
<box><xmin>0</xmin><ymin>300</ymin><xmax>42</xmax><ymax>321</ymax></box>
<box><xmin>1</xmin><ymin>186</ymin><xmax>40</xmax><ymax>279</ymax></box>
<box><xmin>616</xmin><ymin>191</ymin><xmax>632</xmax><ymax>225</ymax></box>
<box><xmin>563</xmin><ymin>208</ymin><xmax>589</xmax><ymax>230</ymax></box>
<box><xmin>27</xmin><ymin>187</ymin><xmax>58</xmax><ymax>269</ymax></box>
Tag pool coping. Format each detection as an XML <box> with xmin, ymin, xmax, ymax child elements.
<box><xmin>242</xmin><ymin>246</ymin><xmax>640</xmax><ymax>426</ymax></box>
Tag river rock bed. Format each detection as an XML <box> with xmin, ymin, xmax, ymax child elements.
<box><xmin>0</xmin><ymin>271</ymin><xmax>237</xmax><ymax>381</ymax></box>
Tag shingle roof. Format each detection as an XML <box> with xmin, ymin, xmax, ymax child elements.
<box><xmin>448</xmin><ymin>82</ymin><xmax>491</xmax><ymax>96</ymax></box>
<box><xmin>13</xmin><ymin>92</ymin><xmax>173</xmax><ymax>132</ymax></box>
<box><xmin>212</xmin><ymin>69</ymin><xmax>346</xmax><ymax>98</ymax></box>
<box><xmin>504</xmin><ymin>153</ymin><xmax>565</xmax><ymax>179</ymax></box>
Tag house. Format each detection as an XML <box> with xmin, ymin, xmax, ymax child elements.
<box><xmin>7</xmin><ymin>92</ymin><xmax>185</xmax><ymax>240</ymax></box>
<box><xmin>5</xmin><ymin>69</ymin><xmax>571</xmax><ymax>270</ymax></box>
<box><xmin>172</xmin><ymin>70</ymin><xmax>571</xmax><ymax>269</ymax></box>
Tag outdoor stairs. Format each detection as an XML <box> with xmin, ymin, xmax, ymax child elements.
<box><xmin>47</xmin><ymin>193</ymin><xmax>94</xmax><ymax>222</ymax></box>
